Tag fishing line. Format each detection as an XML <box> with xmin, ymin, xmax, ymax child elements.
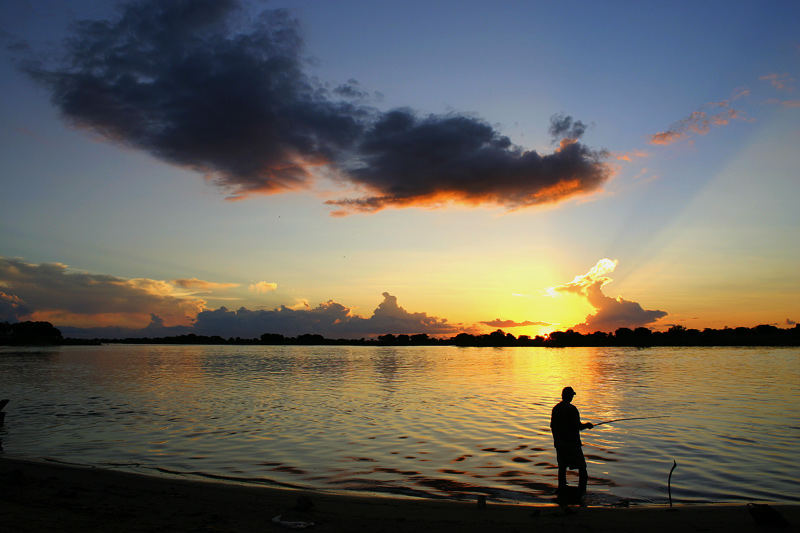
<box><xmin>592</xmin><ymin>415</ymin><xmax>669</xmax><ymax>426</ymax></box>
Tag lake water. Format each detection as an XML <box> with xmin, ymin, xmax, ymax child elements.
<box><xmin>1</xmin><ymin>344</ymin><xmax>798</xmax><ymax>506</ymax></box>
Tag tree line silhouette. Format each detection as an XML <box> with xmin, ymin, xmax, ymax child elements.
<box><xmin>0</xmin><ymin>321</ymin><xmax>63</xmax><ymax>345</ymax></box>
<box><xmin>2</xmin><ymin>321</ymin><xmax>798</xmax><ymax>347</ymax></box>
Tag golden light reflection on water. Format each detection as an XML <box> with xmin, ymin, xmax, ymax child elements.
<box><xmin>1</xmin><ymin>345</ymin><xmax>798</xmax><ymax>505</ymax></box>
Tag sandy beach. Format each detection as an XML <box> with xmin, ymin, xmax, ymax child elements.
<box><xmin>1</xmin><ymin>457</ymin><xmax>796</xmax><ymax>532</ymax></box>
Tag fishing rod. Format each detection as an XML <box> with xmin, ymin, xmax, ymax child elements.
<box><xmin>592</xmin><ymin>415</ymin><xmax>669</xmax><ymax>427</ymax></box>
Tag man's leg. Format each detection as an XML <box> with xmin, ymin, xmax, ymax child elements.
<box><xmin>578</xmin><ymin>466</ymin><xmax>588</xmax><ymax>494</ymax></box>
<box><xmin>557</xmin><ymin>463</ymin><xmax>568</xmax><ymax>492</ymax></box>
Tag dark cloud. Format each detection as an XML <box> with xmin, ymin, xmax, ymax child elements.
<box><xmin>366</xmin><ymin>292</ymin><xmax>457</xmax><ymax>335</ymax></box>
<box><xmin>59</xmin><ymin>313</ymin><xmax>192</xmax><ymax>339</ymax></box>
<box><xmin>20</xmin><ymin>0</ymin><xmax>611</xmax><ymax>213</ymax></box>
<box><xmin>577</xmin><ymin>295</ymin><xmax>667</xmax><ymax>333</ymax></box>
<box><xmin>0</xmin><ymin>256</ymin><xmax>203</xmax><ymax>326</ymax></box>
<box><xmin>787</xmin><ymin>318</ymin><xmax>797</xmax><ymax>326</ymax></box>
<box><xmin>0</xmin><ymin>290</ymin><xmax>30</xmax><ymax>322</ymax></box>
<box><xmin>548</xmin><ymin>113</ymin><xmax>587</xmax><ymax>141</ymax></box>
<box><xmin>551</xmin><ymin>259</ymin><xmax>667</xmax><ymax>333</ymax></box>
<box><xmin>326</xmin><ymin>110</ymin><xmax>610</xmax><ymax>214</ymax></box>
<box><xmin>22</xmin><ymin>0</ymin><xmax>363</xmax><ymax>198</ymax></box>
<box><xmin>333</xmin><ymin>79</ymin><xmax>369</xmax><ymax>100</ymax></box>
<box><xmin>193</xmin><ymin>292</ymin><xmax>458</xmax><ymax>338</ymax></box>
<box><xmin>480</xmin><ymin>318</ymin><xmax>550</xmax><ymax>328</ymax></box>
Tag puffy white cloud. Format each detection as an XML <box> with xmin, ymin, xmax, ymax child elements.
<box><xmin>550</xmin><ymin>259</ymin><xmax>667</xmax><ymax>333</ymax></box>
<box><xmin>248</xmin><ymin>281</ymin><xmax>278</xmax><ymax>294</ymax></box>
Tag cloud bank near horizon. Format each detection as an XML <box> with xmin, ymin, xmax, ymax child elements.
<box><xmin>479</xmin><ymin>318</ymin><xmax>551</xmax><ymax>328</ymax></box>
<box><xmin>0</xmin><ymin>257</ymin><xmax>204</xmax><ymax>327</ymax></box>
<box><xmin>190</xmin><ymin>292</ymin><xmax>458</xmax><ymax>339</ymax></box>
<box><xmin>18</xmin><ymin>0</ymin><xmax>611</xmax><ymax>214</ymax></box>
<box><xmin>0</xmin><ymin>257</ymin><xmax>458</xmax><ymax>339</ymax></box>
<box><xmin>57</xmin><ymin>292</ymin><xmax>459</xmax><ymax>340</ymax></box>
<box><xmin>550</xmin><ymin>258</ymin><xmax>667</xmax><ymax>333</ymax></box>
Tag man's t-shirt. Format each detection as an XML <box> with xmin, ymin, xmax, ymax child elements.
<box><xmin>550</xmin><ymin>401</ymin><xmax>582</xmax><ymax>447</ymax></box>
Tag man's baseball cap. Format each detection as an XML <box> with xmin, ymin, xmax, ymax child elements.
<box><xmin>562</xmin><ymin>386</ymin><xmax>576</xmax><ymax>397</ymax></box>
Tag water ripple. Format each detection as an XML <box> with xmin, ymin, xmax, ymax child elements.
<box><xmin>1</xmin><ymin>344</ymin><xmax>798</xmax><ymax>505</ymax></box>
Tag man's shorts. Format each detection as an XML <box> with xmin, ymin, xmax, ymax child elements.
<box><xmin>556</xmin><ymin>444</ymin><xmax>586</xmax><ymax>470</ymax></box>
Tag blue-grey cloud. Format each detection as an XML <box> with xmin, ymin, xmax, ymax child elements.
<box><xmin>0</xmin><ymin>290</ymin><xmax>30</xmax><ymax>322</ymax></box>
<box><xmin>59</xmin><ymin>313</ymin><xmax>192</xmax><ymax>339</ymax></box>
<box><xmin>333</xmin><ymin>79</ymin><xmax>370</xmax><ymax>100</ymax></box>
<box><xmin>0</xmin><ymin>256</ymin><xmax>204</xmax><ymax>325</ymax></box>
<box><xmin>19</xmin><ymin>0</ymin><xmax>611</xmax><ymax>213</ymax></box>
<box><xmin>192</xmin><ymin>292</ymin><xmax>457</xmax><ymax>338</ymax></box>
<box><xmin>548</xmin><ymin>113</ymin><xmax>588</xmax><ymax>141</ymax></box>
<box><xmin>20</xmin><ymin>0</ymin><xmax>363</xmax><ymax>197</ymax></box>
<box><xmin>326</xmin><ymin>110</ymin><xmax>609</xmax><ymax>214</ymax></box>
<box><xmin>60</xmin><ymin>292</ymin><xmax>458</xmax><ymax>339</ymax></box>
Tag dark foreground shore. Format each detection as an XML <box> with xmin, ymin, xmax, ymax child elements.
<box><xmin>1</xmin><ymin>457</ymin><xmax>796</xmax><ymax>532</ymax></box>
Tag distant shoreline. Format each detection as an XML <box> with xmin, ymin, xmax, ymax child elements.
<box><xmin>2</xmin><ymin>321</ymin><xmax>799</xmax><ymax>347</ymax></box>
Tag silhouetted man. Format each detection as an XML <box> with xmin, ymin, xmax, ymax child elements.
<box><xmin>550</xmin><ymin>386</ymin><xmax>593</xmax><ymax>498</ymax></box>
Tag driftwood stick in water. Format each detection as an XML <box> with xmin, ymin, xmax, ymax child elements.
<box><xmin>0</xmin><ymin>399</ymin><xmax>7</xmax><ymax>426</ymax></box>
<box><xmin>668</xmin><ymin>459</ymin><xmax>677</xmax><ymax>509</ymax></box>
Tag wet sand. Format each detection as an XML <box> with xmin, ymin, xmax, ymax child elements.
<box><xmin>1</xmin><ymin>456</ymin><xmax>796</xmax><ymax>532</ymax></box>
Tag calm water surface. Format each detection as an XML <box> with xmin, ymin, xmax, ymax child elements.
<box><xmin>1</xmin><ymin>345</ymin><xmax>798</xmax><ymax>505</ymax></box>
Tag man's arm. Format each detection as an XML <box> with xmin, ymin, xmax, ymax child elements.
<box><xmin>575</xmin><ymin>407</ymin><xmax>593</xmax><ymax>430</ymax></box>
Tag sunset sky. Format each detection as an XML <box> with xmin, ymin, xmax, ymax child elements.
<box><xmin>1</xmin><ymin>0</ymin><xmax>798</xmax><ymax>339</ymax></box>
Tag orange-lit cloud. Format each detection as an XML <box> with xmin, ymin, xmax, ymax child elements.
<box><xmin>2</xmin><ymin>256</ymin><xmax>464</xmax><ymax>339</ymax></box>
<box><xmin>20</xmin><ymin>2</ymin><xmax>611</xmax><ymax>215</ymax></box>
<box><xmin>0</xmin><ymin>290</ymin><xmax>29</xmax><ymax>321</ymax></box>
<box><xmin>557</xmin><ymin>137</ymin><xmax>579</xmax><ymax>151</ymax></box>
<box><xmin>709</xmin><ymin>107</ymin><xmax>744</xmax><ymax>126</ymax></box>
<box><xmin>26</xmin><ymin>310</ymin><xmax>155</xmax><ymax>329</ymax></box>
<box><xmin>548</xmin><ymin>259</ymin><xmax>667</xmax><ymax>333</ymax></box>
<box><xmin>288</xmin><ymin>298</ymin><xmax>311</xmax><ymax>310</ymax></box>
<box><xmin>0</xmin><ymin>256</ymin><xmax>204</xmax><ymax>328</ymax></box>
<box><xmin>249</xmin><ymin>281</ymin><xmax>278</xmax><ymax>294</ymax></box>
<box><xmin>649</xmin><ymin>130</ymin><xmax>688</xmax><ymax>146</ymax></box>
<box><xmin>480</xmin><ymin>318</ymin><xmax>551</xmax><ymax>328</ymax></box>
<box><xmin>615</xmin><ymin>150</ymin><xmax>649</xmax><ymax>161</ymax></box>
<box><xmin>766</xmin><ymin>98</ymin><xmax>800</xmax><ymax>108</ymax></box>
<box><xmin>760</xmin><ymin>73</ymin><xmax>795</xmax><ymax>91</ymax></box>
<box><xmin>710</xmin><ymin>88</ymin><xmax>750</xmax><ymax>105</ymax></box>
<box><xmin>649</xmin><ymin>91</ymin><xmax>750</xmax><ymax>146</ymax></box>
<box><xmin>172</xmin><ymin>278</ymin><xmax>240</xmax><ymax>291</ymax></box>
<box><xmin>325</xmin><ymin>112</ymin><xmax>611</xmax><ymax>215</ymax></box>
